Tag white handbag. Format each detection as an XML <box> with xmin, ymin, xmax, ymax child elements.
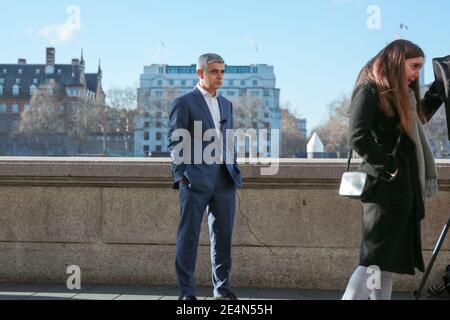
<box><xmin>339</xmin><ymin>170</ymin><xmax>368</xmax><ymax>199</ymax></box>
<box><xmin>339</xmin><ymin>135</ymin><xmax>401</xmax><ymax>200</ymax></box>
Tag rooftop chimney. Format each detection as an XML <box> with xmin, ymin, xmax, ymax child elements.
<box><xmin>45</xmin><ymin>48</ymin><xmax>56</xmax><ymax>74</ymax></box>
<box><xmin>46</xmin><ymin>48</ymin><xmax>55</xmax><ymax>65</ymax></box>
<box><xmin>18</xmin><ymin>59</ymin><xmax>27</xmax><ymax>65</ymax></box>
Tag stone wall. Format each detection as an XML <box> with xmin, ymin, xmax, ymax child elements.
<box><xmin>0</xmin><ymin>157</ymin><xmax>449</xmax><ymax>292</ymax></box>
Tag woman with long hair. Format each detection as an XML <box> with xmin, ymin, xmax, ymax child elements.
<box><xmin>342</xmin><ymin>39</ymin><xmax>445</xmax><ymax>300</ymax></box>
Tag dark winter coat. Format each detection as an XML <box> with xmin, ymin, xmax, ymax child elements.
<box><xmin>348</xmin><ymin>82</ymin><xmax>443</xmax><ymax>275</ymax></box>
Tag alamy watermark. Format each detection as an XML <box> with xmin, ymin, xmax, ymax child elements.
<box><xmin>366</xmin><ymin>5</ymin><xmax>381</xmax><ymax>30</ymax></box>
<box><xmin>171</xmin><ymin>122</ymin><xmax>280</xmax><ymax>176</ymax></box>
<box><xmin>366</xmin><ymin>265</ymin><xmax>381</xmax><ymax>290</ymax></box>
<box><xmin>66</xmin><ymin>5</ymin><xmax>81</xmax><ymax>31</ymax></box>
<box><xmin>40</xmin><ymin>5</ymin><xmax>81</xmax><ymax>44</ymax></box>
<box><xmin>66</xmin><ymin>265</ymin><xmax>81</xmax><ymax>290</ymax></box>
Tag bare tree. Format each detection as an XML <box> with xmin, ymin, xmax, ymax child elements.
<box><xmin>233</xmin><ymin>92</ymin><xmax>266</xmax><ymax>129</ymax></box>
<box><xmin>136</xmin><ymin>87</ymin><xmax>178</xmax><ymax>130</ymax></box>
<box><xmin>106</xmin><ymin>86</ymin><xmax>139</xmax><ymax>155</ymax></box>
<box><xmin>18</xmin><ymin>83</ymin><xmax>63</xmax><ymax>155</ymax></box>
<box><xmin>280</xmin><ymin>102</ymin><xmax>307</xmax><ymax>157</ymax></box>
<box><xmin>69</xmin><ymin>98</ymin><xmax>108</xmax><ymax>155</ymax></box>
<box><xmin>312</xmin><ymin>94</ymin><xmax>351</xmax><ymax>158</ymax></box>
<box><xmin>19</xmin><ymin>83</ymin><xmax>109</xmax><ymax>156</ymax></box>
<box><xmin>107</xmin><ymin>85</ymin><xmax>137</xmax><ymax>110</ymax></box>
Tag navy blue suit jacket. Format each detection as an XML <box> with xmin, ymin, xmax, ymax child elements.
<box><xmin>168</xmin><ymin>87</ymin><xmax>243</xmax><ymax>191</ymax></box>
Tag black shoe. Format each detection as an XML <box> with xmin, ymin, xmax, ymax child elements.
<box><xmin>214</xmin><ymin>292</ymin><xmax>238</xmax><ymax>300</ymax></box>
<box><xmin>179</xmin><ymin>296</ymin><xmax>197</xmax><ymax>300</ymax></box>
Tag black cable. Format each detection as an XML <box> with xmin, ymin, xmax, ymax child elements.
<box><xmin>236</xmin><ymin>190</ymin><xmax>317</xmax><ymax>300</ymax></box>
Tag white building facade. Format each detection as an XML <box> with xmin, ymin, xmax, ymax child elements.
<box><xmin>135</xmin><ymin>64</ymin><xmax>282</xmax><ymax>157</ymax></box>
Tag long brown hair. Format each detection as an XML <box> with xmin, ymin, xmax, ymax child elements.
<box><xmin>355</xmin><ymin>39</ymin><xmax>424</xmax><ymax>135</ymax></box>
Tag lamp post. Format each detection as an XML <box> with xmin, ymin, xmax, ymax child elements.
<box><xmin>124</xmin><ymin>117</ymin><xmax>130</xmax><ymax>157</ymax></box>
<box><xmin>98</xmin><ymin>124</ymin><xmax>106</xmax><ymax>156</ymax></box>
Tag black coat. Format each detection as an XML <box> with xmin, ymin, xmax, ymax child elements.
<box><xmin>348</xmin><ymin>83</ymin><xmax>443</xmax><ymax>275</ymax></box>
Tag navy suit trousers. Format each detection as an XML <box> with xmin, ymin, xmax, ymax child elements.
<box><xmin>175</xmin><ymin>164</ymin><xmax>236</xmax><ymax>297</ymax></box>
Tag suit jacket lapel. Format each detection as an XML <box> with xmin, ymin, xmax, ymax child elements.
<box><xmin>192</xmin><ymin>88</ymin><xmax>215</xmax><ymax>129</ymax></box>
<box><xmin>218</xmin><ymin>96</ymin><xmax>228</xmax><ymax>132</ymax></box>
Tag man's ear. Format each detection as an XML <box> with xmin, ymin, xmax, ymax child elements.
<box><xmin>197</xmin><ymin>69</ymin><xmax>204</xmax><ymax>80</ymax></box>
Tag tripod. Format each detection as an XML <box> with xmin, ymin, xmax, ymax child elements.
<box><xmin>414</xmin><ymin>215</ymin><xmax>450</xmax><ymax>300</ymax></box>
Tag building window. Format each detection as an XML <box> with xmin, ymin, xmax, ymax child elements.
<box><xmin>226</xmin><ymin>66</ymin><xmax>251</xmax><ymax>74</ymax></box>
<box><xmin>29</xmin><ymin>85</ymin><xmax>37</xmax><ymax>96</ymax></box>
<box><xmin>144</xmin><ymin>132</ymin><xmax>150</xmax><ymax>141</ymax></box>
<box><xmin>143</xmin><ymin>145</ymin><xmax>150</xmax><ymax>156</ymax></box>
<box><xmin>12</xmin><ymin>85</ymin><xmax>20</xmax><ymax>96</ymax></box>
<box><xmin>264</xmin><ymin>112</ymin><xmax>270</xmax><ymax>119</ymax></box>
<box><xmin>12</xmin><ymin>104</ymin><xmax>19</xmax><ymax>113</ymax></box>
<box><xmin>156</xmin><ymin>132</ymin><xmax>162</xmax><ymax>141</ymax></box>
<box><xmin>144</xmin><ymin>122</ymin><xmax>150</xmax><ymax>129</ymax></box>
<box><xmin>24</xmin><ymin>104</ymin><xmax>30</xmax><ymax>111</ymax></box>
<box><xmin>0</xmin><ymin>85</ymin><xmax>3</xmax><ymax>96</ymax></box>
<box><xmin>57</xmin><ymin>120</ymin><xmax>65</xmax><ymax>133</ymax></box>
<box><xmin>252</xmin><ymin>80</ymin><xmax>258</xmax><ymax>86</ymax></box>
<box><xmin>18</xmin><ymin>69</ymin><xmax>23</xmax><ymax>75</ymax></box>
<box><xmin>154</xmin><ymin>91</ymin><xmax>163</xmax><ymax>97</ymax></box>
<box><xmin>0</xmin><ymin>78</ymin><xmax>3</xmax><ymax>84</ymax></box>
<box><xmin>240</xmin><ymin>80</ymin><xmax>246</xmax><ymax>86</ymax></box>
<box><xmin>157</xmin><ymin>80</ymin><xmax>162</xmax><ymax>86</ymax></box>
<box><xmin>2</xmin><ymin>69</ymin><xmax>7</xmax><ymax>74</ymax></box>
<box><xmin>35</xmin><ymin>69</ymin><xmax>40</xmax><ymax>75</ymax></box>
<box><xmin>11</xmin><ymin>120</ymin><xmax>19</xmax><ymax>131</ymax></box>
<box><xmin>251</xmin><ymin>91</ymin><xmax>259</xmax><ymax>97</ymax></box>
<box><xmin>166</xmin><ymin>66</ymin><xmax>196</xmax><ymax>74</ymax></box>
<box><xmin>156</xmin><ymin>121</ymin><xmax>162</xmax><ymax>128</ymax></box>
<box><xmin>67</xmin><ymin>88</ymin><xmax>79</xmax><ymax>97</ymax></box>
<box><xmin>0</xmin><ymin>104</ymin><xmax>6</xmax><ymax>113</ymax></box>
<box><xmin>144</xmin><ymin>112</ymin><xmax>150</xmax><ymax>118</ymax></box>
<box><xmin>228</xmin><ymin>80</ymin><xmax>234</xmax><ymax>86</ymax></box>
<box><xmin>181</xmin><ymin>80</ymin><xmax>186</xmax><ymax>86</ymax></box>
<box><xmin>156</xmin><ymin>112</ymin><xmax>162</xmax><ymax>118</ymax></box>
<box><xmin>156</xmin><ymin>145</ymin><xmax>162</xmax><ymax>152</ymax></box>
<box><xmin>169</xmin><ymin>80</ymin><xmax>174</xmax><ymax>86</ymax></box>
<box><xmin>227</xmin><ymin>91</ymin><xmax>235</xmax><ymax>96</ymax></box>
<box><xmin>193</xmin><ymin>80</ymin><xmax>197</xmax><ymax>86</ymax></box>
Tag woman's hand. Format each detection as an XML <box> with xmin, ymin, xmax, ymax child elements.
<box><xmin>429</xmin><ymin>81</ymin><xmax>446</xmax><ymax>103</ymax></box>
<box><xmin>379</xmin><ymin>168</ymin><xmax>398</xmax><ymax>182</ymax></box>
<box><xmin>387</xmin><ymin>168</ymin><xmax>399</xmax><ymax>181</ymax></box>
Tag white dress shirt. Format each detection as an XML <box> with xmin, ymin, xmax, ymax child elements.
<box><xmin>196</xmin><ymin>84</ymin><xmax>221</xmax><ymax>129</ymax></box>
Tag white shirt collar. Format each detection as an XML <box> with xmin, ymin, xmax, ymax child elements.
<box><xmin>197</xmin><ymin>83</ymin><xmax>218</xmax><ymax>98</ymax></box>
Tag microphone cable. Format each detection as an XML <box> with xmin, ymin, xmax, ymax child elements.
<box><xmin>235</xmin><ymin>189</ymin><xmax>317</xmax><ymax>300</ymax></box>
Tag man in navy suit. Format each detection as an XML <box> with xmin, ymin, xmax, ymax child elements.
<box><xmin>168</xmin><ymin>53</ymin><xmax>243</xmax><ymax>300</ymax></box>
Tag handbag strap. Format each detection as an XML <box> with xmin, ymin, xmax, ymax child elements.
<box><xmin>346</xmin><ymin>133</ymin><xmax>402</xmax><ymax>172</ymax></box>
